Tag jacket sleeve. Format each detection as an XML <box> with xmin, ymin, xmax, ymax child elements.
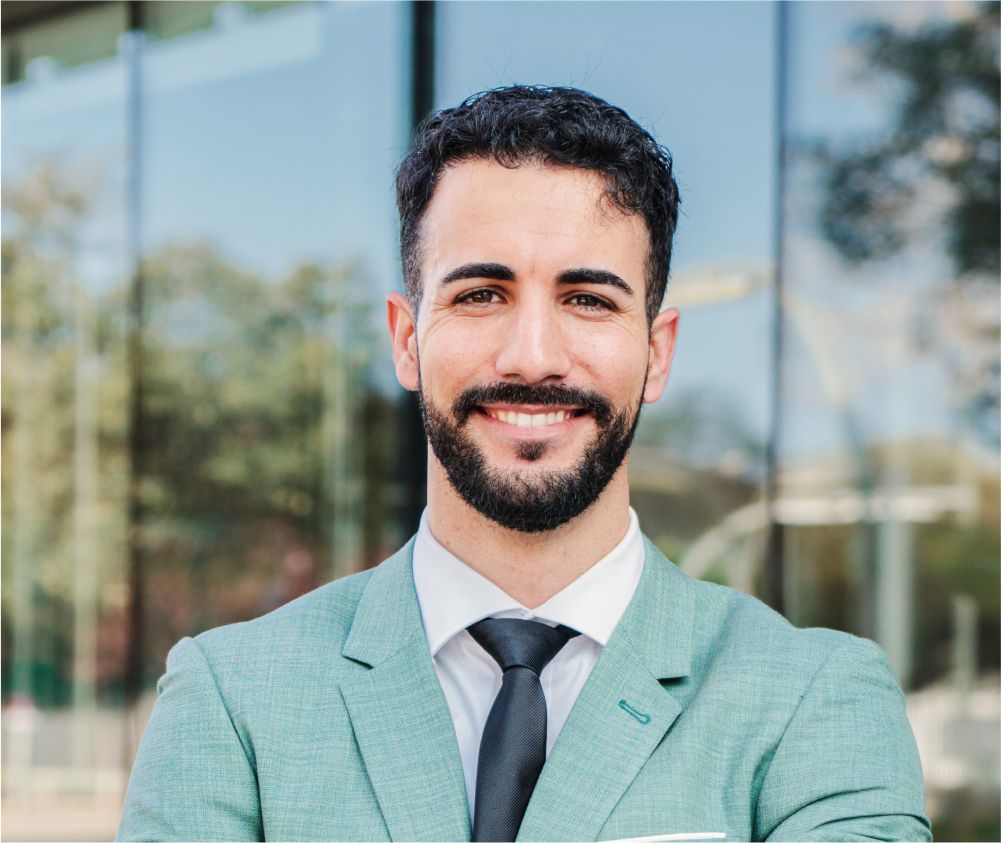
<box><xmin>754</xmin><ymin>636</ymin><xmax>932</xmax><ymax>842</ymax></box>
<box><xmin>117</xmin><ymin>636</ymin><xmax>263</xmax><ymax>842</ymax></box>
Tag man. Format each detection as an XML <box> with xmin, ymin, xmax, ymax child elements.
<box><xmin>118</xmin><ymin>86</ymin><xmax>931</xmax><ymax>842</ymax></box>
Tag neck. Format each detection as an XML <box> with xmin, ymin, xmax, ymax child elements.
<box><xmin>424</xmin><ymin>453</ymin><xmax>632</xmax><ymax>609</ymax></box>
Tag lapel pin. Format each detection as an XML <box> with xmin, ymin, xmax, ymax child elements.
<box><xmin>618</xmin><ymin>699</ymin><xmax>651</xmax><ymax>724</ymax></box>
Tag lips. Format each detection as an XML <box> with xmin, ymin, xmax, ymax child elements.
<box><xmin>474</xmin><ymin>405</ymin><xmax>591</xmax><ymax>434</ymax></box>
<box><xmin>453</xmin><ymin>383</ymin><xmax>611</xmax><ymax>427</ymax></box>
<box><xmin>481</xmin><ymin>407</ymin><xmax>573</xmax><ymax>428</ymax></box>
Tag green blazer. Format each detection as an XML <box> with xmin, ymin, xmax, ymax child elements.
<box><xmin>118</xmin><ymin>538</ymin><xmax>931</xmax><ymax>842</ymax></box>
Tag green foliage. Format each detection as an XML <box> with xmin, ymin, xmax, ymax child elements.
<box><xmin>815</xmin><ymin>3</ymin><xmax>1000</xmax><ymax>279</ymax></box>
<box><xmin>3</xmin><ymin>165</ymin><xmax>402</xmax><ymax>702</ymax></box>
<box><xmin>914</xmin><ymin>520</ymin><xmax>1001</xmax><ymax>688</ymax></box>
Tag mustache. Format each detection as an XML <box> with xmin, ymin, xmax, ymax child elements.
<box><xmin>452</xmin><ymin>382</ymin><xmax>614</xmax><ymax>426</ymax></box>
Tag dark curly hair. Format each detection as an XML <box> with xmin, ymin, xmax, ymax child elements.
<box><xmin>395</xmin><ymin>85</ymin><xmax>681</xmax><ymax>325</ymax></box>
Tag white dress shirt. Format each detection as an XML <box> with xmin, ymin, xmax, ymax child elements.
<box><xmin>412</xmin><ymin>508</ymin><xmax>645</xmax><ymax>817</ymax></box>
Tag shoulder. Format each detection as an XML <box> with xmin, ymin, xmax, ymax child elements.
<box><xmin>680</xmin><ymin>585</ymin><xmax>930</xmax><ymax>839</ymax></box>
<box><xmin>169</xmin><ymin>563</ymin><xmax>378</xmax><ymax>689</ymax></box>
<box><xmin>683</xmin><ymin>573</ymin><xmax>894</xmax><ymax>698</ymax></box>
<box><xmin>199</xmin><ymin>564</ymin><xmax>373</xmax><ymax>651</ymax></box>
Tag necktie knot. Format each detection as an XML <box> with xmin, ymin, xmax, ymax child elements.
<box><xmin>466</xmin><ymin>617</ymin><xmax>580</xmax><ymax>841</ymax></box>
<box><xmin>467</xmin><ymin>617</ymin><xmax>579</xmax><ymax>675</ymax></box>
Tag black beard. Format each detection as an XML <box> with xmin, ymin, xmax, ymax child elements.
<box><xmin>418</xmin><ymin>380</ymin><xmax>643</xmax><ymax>533</ymax></box>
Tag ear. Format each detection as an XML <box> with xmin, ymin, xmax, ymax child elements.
<box><xmin>386</xmin><ymin>291</ymin><xmax>419</xmax><ymax>391</ymax></box>
<box><xmin>643</xmin><ymin>306</ymin><xmax>679</xmax><ymax>404</ymax></box>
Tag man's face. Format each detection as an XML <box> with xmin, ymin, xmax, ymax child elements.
<box><xmin>388</xmin><ymin>158</ymin><xmax>678</xmax><ymax>532</ymax></box>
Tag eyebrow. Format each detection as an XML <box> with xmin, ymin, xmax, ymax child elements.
<box><xmin>557</xmin><ymin>268</ymin><xmax>634</xmax><ymax>297</ymax></box>
<box><xmin>439</xmin><ymin>262</ymin><xmax>634</xmax><ymax>296</ymax></box>
<box><xmin>440</xmin><ymin>262</ymin><xmax>514</xmax><ymax>286</ymax></box>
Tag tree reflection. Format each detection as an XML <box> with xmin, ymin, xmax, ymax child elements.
<box><xmin>813</xmin><ymin>3</ymin><xmax>1000</xmax><ymax>448</ymax></box>
<box><xmin>815</xmin><ymin>3</ymin><xmax>999</xmax><ymax>279</ymax></box>
<box><xmin>2</xmin><ymin>164</ymin><xmax>401</xmax><ymax>704</ymax></box>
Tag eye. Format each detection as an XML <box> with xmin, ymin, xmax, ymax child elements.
<box><xmin>566</xmin><ymin>293</ymin><xmax>613</xmax><ymax>312</ymax></box>
<box><xmin>455</xmin><ymin>288</ymin><xmax>503</xmax><ymax>306</ymax></box>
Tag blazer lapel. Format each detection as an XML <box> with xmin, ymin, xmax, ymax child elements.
<box><xmin>339</xmin><ymin>540</ymin><xmax>471</xmax><ymax>842</ymax></box>
<box><xmin>517</xmin><ymin>538</ymin><xmax>695</xmax><ymax>843</ymax></box>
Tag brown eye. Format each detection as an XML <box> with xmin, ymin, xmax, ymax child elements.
<box><xmin>457</xmin><ymin>289</ymin><xmax>502</xmax><ymax>305</ymax></box>
<box><xmin>568</xmin><ymin>294</ymin><xmax>612</xmax><ymax>311</ymax></box>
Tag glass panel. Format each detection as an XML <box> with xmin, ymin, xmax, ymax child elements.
<box><xmin>1</xmin><ymin>3</ymin><xmax>131</xmax><ymax>837</ymax></box>
<box><xmin>134</xmin><ymin>0</ymin><xmax>409</xmax><ymax>724</ymax></box>
<box><xmin>782</xmin><ymin>3</ymin><xmax>1000</xmax><ymax>838</ymax></box>
<box><xmin>436</xmin><ymin>0</ymin><xmax>776</xmax><ymax>589</ymax></box>
<box><xmin>2</xmin><ymin>2</ymin><xmax>410</xmax><ymax>838</ymax></box>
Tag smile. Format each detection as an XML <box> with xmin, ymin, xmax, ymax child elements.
<box><xmin>476</xmin><ymin>405</ymin><xmax>589</xmax><ymax>430</ymax></box>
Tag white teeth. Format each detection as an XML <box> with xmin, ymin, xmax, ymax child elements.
<box><xmin>488</xmin><ymin>408</ymin><xmax>572</xmax><ymax>427</ymax></box>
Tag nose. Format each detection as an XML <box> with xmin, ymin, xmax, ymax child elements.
<box><xmin>493</xmin><ymin>298</ymin><xmax>573</xmax><ymax>384</ymax></box>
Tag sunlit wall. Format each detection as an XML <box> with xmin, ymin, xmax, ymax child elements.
<box><xmin>2</xmin><ymin>2</ymin><xmax>998</xmax><ymax>840</ymax></box>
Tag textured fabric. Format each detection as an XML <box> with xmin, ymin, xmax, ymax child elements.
<box><xmin>467</xmin><ymin>619</ymin><xmax>580</xmax><ymax>841</ymax></box>
<box><xmin>413</xmin><ymin>508</ymin><xmax>643</xmax><ymax>814</ymax></box>
<box><xmin>117</xmin><ymin>537</ymin><xmax>932</xmax><ymax>842</ymax></box>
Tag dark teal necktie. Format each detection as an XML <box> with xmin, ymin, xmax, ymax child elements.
<box><xmin>466</xmin><ymin>618</ymin><xmax>580</xmax><ymax>842</ymax></box>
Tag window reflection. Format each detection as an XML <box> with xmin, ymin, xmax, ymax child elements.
<box><xmin>782</xmin><ymin>5</ymin><xmax>1000</xmax><ymax>837</ymax></box>
<box><xmin>3</xmin><ymin>8</ymin><xmax>132</xmax><ymax>830</ymax></box>
<box><xmin>2</xmin><ymin>2</ymin><xmax>408</xmax><ymax>837</ymax></box>
<box><xmin>2</xmin><ymin>1</ymin><xmax>998</xmax><ymax>839</ymax></box>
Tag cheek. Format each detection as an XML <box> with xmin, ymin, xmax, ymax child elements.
<box><xmin>419</xmin><ymin>322</ymin><xmax>493</xmax><ymax>394</ymax></box>
<box><xmin>568</xmin><ymin>330</ymin><xmax>648</xmax><ymax>394</ymax></box>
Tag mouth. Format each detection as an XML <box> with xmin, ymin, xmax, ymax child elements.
<box><xmin>475</xmin><ymin>404</ymin><xmax>591</xmax><ymax>431</ymax></box>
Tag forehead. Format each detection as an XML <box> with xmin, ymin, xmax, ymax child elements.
<box><xmin>419</xmin><ymin>158</ymin><xmax>649</xmax><ymax>286</ymax></box>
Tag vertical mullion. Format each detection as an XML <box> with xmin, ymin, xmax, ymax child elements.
<box><xmin>400</xmin><ymin>0</ymin><xmax>436</xmax><ymax>537</ymax></box>
<box><xmin>764</xmin><ymin>0</ymin><xmax>788</xmax><ymax>613</ymax></box>
<box><xmin>123</xmin><ymin>0</ymin><xmax>145</xmax><ymax>728</ymax></box>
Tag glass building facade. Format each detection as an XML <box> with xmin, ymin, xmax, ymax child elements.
<box><xmin>2</xmin><ymin>2</ymin><xmax>998</xmax><ymax>839</ymax></box>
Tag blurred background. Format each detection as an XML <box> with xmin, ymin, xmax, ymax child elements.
<box><xmin>1</xmin><ymin>1</ymin><xmax>998</xmax><ymax>840</ymax></box>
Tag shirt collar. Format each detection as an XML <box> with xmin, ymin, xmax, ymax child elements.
<box><xmin>412</xmin><ymin>508</ymin><xmax>644</xmax><ymax>657</ymax></box>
